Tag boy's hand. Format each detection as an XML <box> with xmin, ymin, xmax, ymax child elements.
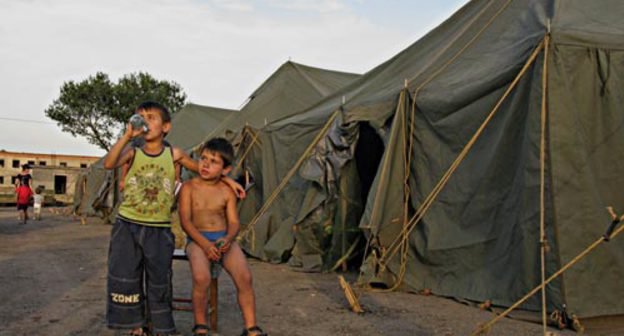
<box><xmin>222</xmin><ymin>176</ymin><xmax>246</xmax><ymax>199</ymax></box>
<box><xmin>124</xmin><ymin>122</ymin><xmax>144</xmax><ymax>139</ymax></box>
<box><xmin>233</xmin><ymin>183</ymin><xmax>246</xmax><ymax>199</ymax></box>
<box><xmin>216</xmin><ymin>237</ymin><xmax>231</xmax><ymax>253</ymax></box>
<box><xmin>202</xmin><ymin>241</ymin><xmax>221</xmax><ymax>261</ymax></box>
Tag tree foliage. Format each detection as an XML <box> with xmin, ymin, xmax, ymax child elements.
<box><xmin>45</xmin><ymin>72</ymin><xmax>187</xmax><ymax>150</ymax></box>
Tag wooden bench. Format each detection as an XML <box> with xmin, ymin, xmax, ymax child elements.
<box><xmin>172</xmin><ymin>248</ymin><xmax>219</xmax><ymax>331</ymax></box>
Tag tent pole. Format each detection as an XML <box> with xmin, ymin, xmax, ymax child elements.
<box><xmin>341</xmin><ymin>158</ymin><xmax>347</xmax><ymax>271</ymax></box>
<box><xmin>396</xmin><ymin>89</ymin><xmax>415</xmax><ymax>289</ymax></box>
<box><xmin>539</xmin><ymin>33</ymin><xmax>551</xmax><ymax>336</ymax></box>
<box><xmin>340</xmin><ymin>97</ymin><xmax>346</xmax><ymax>271</ymax></box>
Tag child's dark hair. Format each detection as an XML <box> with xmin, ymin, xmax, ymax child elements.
<box><xmin>201</xmin><ymin>138</ymin><xmax>234</xmax><ymax>167</ymax></box>
<box><xmin>136</xmin><ymin>101</ymin><xmax>171</xmax><ymax>123</ymax></box>
<box><xmin>21</xmin><ymin>164</ymin><xmax>30</xmax><ymax>170</ymax></box>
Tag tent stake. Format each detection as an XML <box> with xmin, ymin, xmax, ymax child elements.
<box><xmin>339</xmin><ymin>275</ymin><xmax>364</xmax><ymax>313</ymax></box>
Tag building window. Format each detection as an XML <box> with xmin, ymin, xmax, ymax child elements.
<box><xmin>12</xmin><ymin>176</ymin><xmax>18</xmax><ymax>185</ymax></box>
<box><xmin>54</xmin><ymin>175</ymin><xmax>67</xmax><ymax>194</ymax></box>
<box><xmin>12</xmin><ymin>160</ymin><xmax>20</xmax><ymax>168</ymax></box>
<box><xmin>60</xmin><ymin>162</ymin><xmax>67</xmax><ymax>167</ymax></box>
<box><xmin>0</xmin><ymin>176</ymin><xmax>3</xmax><ymax>184</ymax></box>
<box><xmin>0</xmin><ymin>159</ymin><xmax>4</xmax><ymax>167</ymax></box>
<box><xmin>80</xmin><ymin>163</ymin><xmax>88</xmax><ymax>168</ymax></box>
<box><xmin>39</xmin><ymin>161</ymin><xmax>46</xmax><ymax>166</ymax></box>
<box><xmin>28</xmin><ymin>160</ymin><xmax>35</xmax><ymax>166</ymax></box>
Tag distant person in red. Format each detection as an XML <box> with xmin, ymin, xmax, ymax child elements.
<box><xmin>15</xmin><ymin>164</ymin><xmax>33</xmax><ymax>190</ymax></box>
<box><xmin>16</xmin><ymin>184</ymin><xmax>33</xmax><ymax>224</ymax></box>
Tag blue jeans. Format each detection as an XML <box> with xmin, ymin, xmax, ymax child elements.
<box><xmin>106</xmin><ymin>218</ymin><xmax>176</xmax><ymax>333</ymax></box>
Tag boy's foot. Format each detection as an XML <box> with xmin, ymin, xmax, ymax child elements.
<box><xmin>192</xmin><ymin>324</ymin><xmax>210</xmax><ymax>335</ymax></box>
<box><xmin>241</xmin><ymin>326</ymin><xmax>267</xmax><ymax>336</ymax></box>
<box><xmin>127</xmin><ymin>327</ymin><xmax>149</xmax><ymax>336</ymax></box>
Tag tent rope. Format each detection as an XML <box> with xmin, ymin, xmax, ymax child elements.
<box><xmin>539</xmin><ymin>33</ymin><xmax>551</xmax><ymax>336</ymax></box>
<box><xmin>470</xmin><ymin>211</ymin><xmax>624</xmax><ymax>336</ymax></box>
<box><xmin>406</xmin><ymin>0</ymin><xmax>514</xmax><ymax>90</ymax></box>
<box><xmin>379</xmin><ymin>38</ymin><xmax>547</xmax><ymax>284</ymax></box>
<box><xmin>239</xmin><ymin>110</ymin><xmax>340</xmax><ymax>246</ymax></box>
<box><xmin>232</xmin><ymin>127</ymin><xmax>261</xmax><ymax>175</ymax></box>
<box><xmin>330</xmin><ymin>236</ymin><xmax>362</xmax><ymax>272</ymax></box>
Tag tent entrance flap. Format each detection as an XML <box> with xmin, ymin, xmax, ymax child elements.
<box><xmin>330</xmin><ymin>121</ymin><xmax>386</xmax><ymax>271</ymax></box>
<box><xmin>355</xmin><ymin>122</ymin><xmax>385</xmax><ymax>205</ymax></box>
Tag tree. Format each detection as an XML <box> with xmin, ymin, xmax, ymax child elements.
<box><xmin>45</xmin><ymin>72</ymin><xmax>187</xmax><ymax>150</ymax></box>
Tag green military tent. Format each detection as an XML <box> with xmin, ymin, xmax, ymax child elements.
<box><xmin>201</xmin><ymin>61</ymin><xmax>360</xmax><ymax>142</ymax></box>
<box><xmin>72</xmin><ymin>157</ymin><xmax>112</xmax><ymax>217</ymax></box>
<box><xmin>236</xmin><ymin>0</ymin><xmax>624</xmax><ymax>329</ymax></box>
<box><xmin>166</xmin><ymin>103</ymin><xmax>236</xmax><ymax>151</ymax></box>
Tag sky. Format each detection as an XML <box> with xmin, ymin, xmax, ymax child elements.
<box><xmin>0</xmin><ymin>0</ymin><xmax>468</xmax><ymax>157</ymax></box>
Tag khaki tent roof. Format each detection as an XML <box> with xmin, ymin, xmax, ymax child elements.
<box><xmin>166</xmin><ymin>103</ymin><xmax>236</xmax><ymax>151</ymax></box>
<box><xmin>203</xmin><ymin>61</ymin><xmax>360</xmax><ymax>140</ymax></box>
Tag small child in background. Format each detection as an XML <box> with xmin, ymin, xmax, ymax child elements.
<box><xmin>33</xmin><ymin>187</ymin><xmax>44</xmax><ymax>220</ymax></box>
<box><xmin>16</xmin><ymin>185</ymin><xmax>32</xmax><ymax>225</ymax></box>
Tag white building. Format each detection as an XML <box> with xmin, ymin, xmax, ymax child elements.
<box><xmin>0</xmin><ymin>150</ymin><xmax>99</xmax><ymax>204</ymax></box>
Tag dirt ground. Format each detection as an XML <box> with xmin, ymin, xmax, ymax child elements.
<box><xmin>0</xmin><ymin>207</ymin><xmax>584</xmax><ymax>336</ymax></box>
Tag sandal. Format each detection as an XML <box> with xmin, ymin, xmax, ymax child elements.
<box><xmin>241</xmin><ymin>326</ymin><xmax>268</xmax><ymax>336</ymax></box>
<box><xmin>127</xmin><ymin>327</ymin><xmax>150</xmax><ymax>336</ymax></box>
<box><xmin>192</xmin><ymin>324</ymin><xmax>210</xmax><ymax>336</ymax></box>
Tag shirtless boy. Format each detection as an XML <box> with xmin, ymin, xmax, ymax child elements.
<box><xmin>179</xmin><ymin>138</ymin><xmax>267</xmax><ymax>336</ymax></box>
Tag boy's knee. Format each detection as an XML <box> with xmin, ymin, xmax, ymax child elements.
<box><xmin>244</xmin><ymin>271</ymin><xmax>253</xmax><ymax>284</ymax></box>
<box><xmin>192</xmin><ymin>273</ymin><xmax>211</xmax><ymax>288</ymax></box>
<box><xmin>238</xmin><ymin>271</ymin><xmax>253</xmax><ymax>289</ymax></box>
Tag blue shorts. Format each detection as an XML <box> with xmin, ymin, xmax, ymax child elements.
<box><xmin>187</xmin><ymin>230</ymin><xmax>227</xmax><ymax>245</ymax></box>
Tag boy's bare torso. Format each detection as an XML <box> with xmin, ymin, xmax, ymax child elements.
<box><xmin>189</xmin><ymin>177</ymin><xmax>232</xmax><ymax>232</ymax></box>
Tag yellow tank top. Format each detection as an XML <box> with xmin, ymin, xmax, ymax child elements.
<box><xmin>118</xmin><ymin>146</ymin><xmax>175</xmax><ymax>227</ymax></box>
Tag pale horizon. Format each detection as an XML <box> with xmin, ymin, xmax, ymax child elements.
<box><xmin>0</xmin><ymin>0</ymin><xmax>468</xmax><ymax>157</ymax></box>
